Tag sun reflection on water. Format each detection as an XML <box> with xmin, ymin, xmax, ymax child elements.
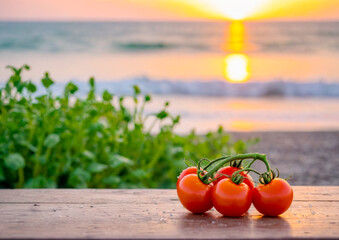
<box><xmin>223</xmin><ymin>21</ymin><xmax>250</xmax><ymax>83</ymax></box>
<box><xmin>224</xmin><ymin>21</ymin><xmax>246</xmax><ymax>52</ymax></box>
<box><xmin>224</xmin><ymin>54</ymin><xmax>249</xmax><ymax>82</ymax></box>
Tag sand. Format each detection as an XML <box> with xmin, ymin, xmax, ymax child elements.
<box><xmin>230</xmin><ymin>132</ymin><xmax>339</xmax><ymax>186</ymax></box>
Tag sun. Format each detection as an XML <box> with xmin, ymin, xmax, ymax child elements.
<box><xmin>207</xmin><ymin>0</ymin><xmax>267</xmax><ymax>20</ymax></box>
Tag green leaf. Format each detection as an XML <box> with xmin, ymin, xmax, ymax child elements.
<box><xmin>26</xmin><ymin>81</ymin><xmax>37</xmax><ymax>93</ymax></box>
<box><xmin>4</xmin><ymin>153</ymin><xmax>25</xmax><ymax>170</ymax></box>
<box><xmin>88</xmin><ymin>163</ymin><xmax>107</xmax><ymax>173</ymax></box>
<box><xmin>156</xmin><ymin>110</ymin><xmax>168</xmax><ymax>120</ymax></box>
<box><xmin>15</xmin><ymin>138</ymin><xmax>37</xmax><ymax>153</ymax></box>
<box><xmin>88</xmin><ymin>122</ymin><xmax>104</xmax><ymax>132</ymax></box>
<box><xmin>89</xmin><ymin>77</ymin><xmax>95</xmax><ymax>88</ymax></box>
<box><xmin>233</xmin><ymin>140</ymin><xmax>247</xmax><ymax>154</ymax></box>
<box><xmin>35</xmin><ymin>95</ymin><xmax>47</xmax><ymax>103</ymax></box>
<box><xmin>103</xmin><ymin>176</ymin><xmax>120</xmax><ymax>185</ymax></box>
<box><xmin>87</xmin><ymin>78</ymin><xmax>95</xmax><ymax>100</ymax></box>
<box><xmin>0</xmin><ymin>165</ymin><xmax>5</xmax><ymax>181</ymax></box>
<box><xmin>123</xmin><ymin>111</ymin><xmax>131</xmax><ymax>122</ymax></box>
<box><xmin>144</xmin><ymin>94</ymin><xmax>151</xmax><ymax>102</ymax></box>
<box><xmin>9</xmin><ymin>107</ymin><xmax>26</xmax><ymax>118</ymax></box>
<box><xmin>68</xmin><ymin>168</ymin><xmax>91</xmax><ymax>188</ymax></box>
<box><xmin>184</xmin><ymin>158</ymin><xmax>196</xmax><ymax>167</ymax></box>
<box><xmin>133</xmin><ymin>85</ymin><xmax>141</xmax><ymax>95</ymax></box>
<box><xmin>109</xmin><ymin>154</ymin><xmax>133</xmax><ymax>168</ymax></box>
<box><xmin>16</xmin><ymin>81</ymin><xmax>26</xmax><ymax>93</ymax></box>
<box><xmin>44</xmin><ymin>134</ymin><xmax>60</xmax><ymax>148</ymax></box>
<box><xmin>37</xmin><ymin>156</ymin><xmax>47</xmax><ymax>164</ymax></box>
<box><xmin>41</xmin><ymin>72</ymin><xmax>54</xmax><ymax>88</ymax></box>
<box><xmin>173</xmin><ymin>115</ymin><xmax>180</xmax><ymax>124</ymax></box>
<box><xmin>132</xmin><ymin>169</ymin><xmax>148</xmax><ymax>179</ymax></box>
<box><xmin>102</xmin><ymin>90</ymin><xmax>112</xmax><ymax>101</ymax></box>
<box><xmin>24</xmin><ymin>177</ymin><xmax>56</xmax><ymax>188</ymax></box>
<box><xmin>87</xmin><ymin>106</ymin><xmax>98</xmax><ymax>116</ymax></box>
<box><xmin>6</xmin><ymin>65</ymin><xmax>21</xmax><ymax>75</ymax></box>
<box><xmin>248</xmin><ymin>137</ymin><xmax>260</xmax><ymax>146</ymax></box>
<box><xmin>65</xmin><ymin>82</ymin><xmax>78</xmax><ymax>94</ymax></box>
<box><xmin>82</xmin><ymin>150</ymin><xmax>95</xmax><ymax>160</ymax></box>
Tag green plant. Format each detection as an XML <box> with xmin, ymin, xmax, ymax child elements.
<box><xmin>0</xmin><ymin>65</ymin><xmax>257</xmax><ymax>189</ymax></box>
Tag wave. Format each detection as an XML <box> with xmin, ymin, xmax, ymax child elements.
<box><xmin>115</xmin><ymin>42</ymin><xmax>176</xmax><ymax>51</ymax></box>
<box><xmin>0</xmin><ymin>38</ymin><xmax>42</xmax><ymax>51</ymax></box>
<box><xmin>114</xmin><ymin>41</ymin><xmax>210</xmax><ymax>52</ymax></box>
<box><xmin>0</xmin><ymin>38</ymin><xmax>210</xmax><ymax>53</ymax></box>
<box><xmin>1</xmin><ymin>22</ymin><xmax>339</xmax><ymax>54</ymax></box>
<box><xmin>44</xmin><ymin>78</ymin><xmax>339</xmax><ymax>98</ymax></box>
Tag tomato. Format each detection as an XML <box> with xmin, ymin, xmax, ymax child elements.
<box><xmin>252</xmin><ymin>178</ymin><xmax>293</xmax><ymax>216</ymax></box>
<box><xmin>177</xmin><ymin>167</ymin><xmax>211</xmax><ymax>187</ymax></box>
<box><xmin>177</xmin><ymin>167</ymin><xmax>197</xmax><ymax>187</ymax></box>
<box><xmin>212</xmin><ymin>178</ymin><xmax>252</xmax><ymax>217</ymax></box>
<box><xmin>177</xmin><ymin>174</ymin><xmax>213</xmax><ymax>213</ymax></box>
<box><xmin>214</xmin><ymin>166</ymin><xmax>255</xmax><ymax>190</ymax></box>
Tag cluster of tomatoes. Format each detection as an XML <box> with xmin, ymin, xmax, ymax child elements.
<box><xmin>176</xmin><ymin>153</ymin><xmax>293</xmax><ymax>217</ymax></box>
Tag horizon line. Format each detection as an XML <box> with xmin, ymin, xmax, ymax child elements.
<box><xmin>1</xmin><ymin>19</ymin><xmax>339</xmax><ymax>23</ymax></box>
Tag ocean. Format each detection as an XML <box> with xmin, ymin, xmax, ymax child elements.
<box><xmin>1</xmin><ymin>21</ymin><xmax>339</xmax><ymax>132</ymax></box>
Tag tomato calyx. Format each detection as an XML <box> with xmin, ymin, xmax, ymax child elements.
<box><xmin>258</xmin><ymin>168</ymin><xmax>287</xmax><ymax>184</ymax></box>
<box><xmin>228</xmin><ymin>167</ymin><xmax>258</xmax><ymax>184</ymax></box>
<box><xmin>230</xmin><ymin>159</ymin><xmax>244</xmax><ymax>168</ymax></box>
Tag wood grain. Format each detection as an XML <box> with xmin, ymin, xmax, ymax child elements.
<box><xmin>0</xmin><ymin>187</ymin><xmax>338</xmax><ymax>240</ymax></box>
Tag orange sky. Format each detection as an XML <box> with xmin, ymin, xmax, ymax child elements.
<box><xmin>0</xmin><ymin>0</ymin><xmax>339</xmax><ymax>21</ymax></box>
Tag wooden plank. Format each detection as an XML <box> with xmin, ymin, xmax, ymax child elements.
<box><xmin>0</xmin><ymin>188</ymin><xmax>338</xmax><ymax>240</ymax></box>
<box><xmin>0</xmin><ymin>187</ymin><xmax>338</xmax><ymax>203</ymax></box>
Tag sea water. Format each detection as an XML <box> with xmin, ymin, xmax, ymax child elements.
<box><xmin>0</xmin><ymin>21</ymin><xmax>339</xmax><ymax>132</ymax></box>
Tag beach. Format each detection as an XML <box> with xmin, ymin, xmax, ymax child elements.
<box><xmin>1</xmin><ymin>21</ymin><xmax>339</xmax><ymax>188</ymax></box>
<box><xmin>1</xmin><ymin>22</ymin><xmax>339</xmax><ymax>133</ymax></box>
<box><xmin>231</xmin><ymin>131</ymin><xmax>339</xmax><ymax>186</ymax></box>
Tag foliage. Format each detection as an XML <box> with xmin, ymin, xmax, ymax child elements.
<box><xmin>0</xmin><ymin>65</ymin><xmax>256</xmax><ymax>188</ymax></box>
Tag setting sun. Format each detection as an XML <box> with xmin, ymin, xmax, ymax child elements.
<box><xmin>206</xmin><ymin>0</ymin><xmax>267</xmax><ymax>20</ymax></box>
<box><xmin>224</xmin><ymin>54</ymin><xmax>249</xmax><ymax>82</ymax></box>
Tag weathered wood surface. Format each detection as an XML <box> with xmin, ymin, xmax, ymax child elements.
<box><xmin>0</xmin><ymin>187</ymin><xmax>338</xmax><ymax>240</ymax></box>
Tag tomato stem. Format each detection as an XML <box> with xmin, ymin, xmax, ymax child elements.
<box><xmin>199</xmin><ymin>155</ymin><xmax>231</xmax><ymax>171</ymax></box>
<box><xmin>231</xmin><ymin>167</ymin><xmax>261</xmax><ymax>184</ymax></box>
<box><xmin>258</xmin><ymin>168</ymin><xmax>282</xmax><ymax>184</ymax></box>
<box><xmin>198</xmin><ymin>153</ymin><xmax>271</xmax><ymax>184</ymax></box>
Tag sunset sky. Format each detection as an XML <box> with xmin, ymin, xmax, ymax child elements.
<box><xmin>0</xmin><ymin>0</ymin><xmax>339</xmax><ymax>21</ymax></box>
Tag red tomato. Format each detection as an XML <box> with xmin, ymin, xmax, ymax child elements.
<box><xmin>177</xmin><ymin>174</ymin><xmax>213</xmax><ymax>213</ymax></box>
<box><xmin>212</xmin><ymin>178</ymin><xmax>252</xmax><ymax>217</ymax></box>
<box><xmin>214</xmin><ymin>166</ymin><xmax>255</xmax><ymax>190</ymax></box>
<box><xmin>177</xmin><ymin>167</ymin><xmax>197</xmax><ymax>187</ymax></box>
<box><xmin>252</xmin><ymin>178</ymin><xmax>293</xmax><ymax>216</ymax></box>
<box><xmin>177</xmin><ymin>167</ymin><xmax>211</xmax><ymax>187</ymax></box>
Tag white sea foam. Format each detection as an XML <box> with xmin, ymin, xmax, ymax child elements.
<box><xmin>53</xmin><ymin>78</ymin><xmax>339</xmax><ymax>98</ymax></box>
